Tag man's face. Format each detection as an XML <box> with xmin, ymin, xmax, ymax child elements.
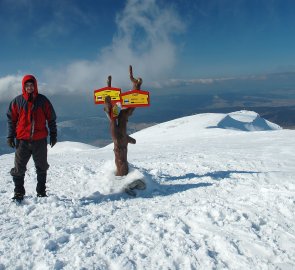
<box><xmin>24</xmin><ymin>82</ymin><xmax>34</xmax><ymax>94</ymax></box>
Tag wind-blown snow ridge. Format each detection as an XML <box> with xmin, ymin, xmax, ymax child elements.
<box><xmin>0</xmin><ymin>111</ymin><xmax>294</xmax><ymax>269</ymax></box>
<box><xmin>217</xmin><ymin>110</ymin><xmax>282</xmax><ymax>131</ymax></box>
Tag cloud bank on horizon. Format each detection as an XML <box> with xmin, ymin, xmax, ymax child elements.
<box><xmin>0</xmin><ymin>75</ymin><xmax>23</xmax><ymax>102</ymax></box>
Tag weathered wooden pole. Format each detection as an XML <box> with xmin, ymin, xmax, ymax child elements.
<box><xmin>129</xmin><ymin>65</ymin><xmax>142</xmax><ymax>90</ymax></box>
<box><xmin>104</xmin><ymin>65</ymin><xmax>142</xmax><ymax>176</ymax></box>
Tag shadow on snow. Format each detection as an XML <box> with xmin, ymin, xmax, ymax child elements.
<box><xmin>79</xmin><ymin>182</ymin><xmax>213</xmax><ymax>206</ymax></box>
<box><xmin>159</xmin><ymin>170</ymin><xmax>262</xmax><ymax>181</ymax></box>
<box><xmin>61</xmin><ymin>169</ymin><xmax>264</xmax><ymax>206</ymax></box>
<box><xmin>78</xmin><ymin>167</ymin><xmax>217</xmax><ymax>205</ymax></box>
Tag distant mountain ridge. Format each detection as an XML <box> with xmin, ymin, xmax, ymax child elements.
<box><xmin>0</xmin><ymin>105</ymin><xmax>293</xmax><ymax>156</ymax></box>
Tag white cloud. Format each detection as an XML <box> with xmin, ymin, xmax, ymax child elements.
<box><xmin>0</xmin><ymin>74</ymin><xmax>49</xmax><ymax>102</ymax></box>
<box><xmin>0</xmin><ymin>0</ymin><xmax>186</xmax><ymax>98</ymax></box>
<box><xmin>0</xmin><ymin>75</ymin><xmax>23</xmax><ymax>102</ymax></box>
<box><xmin>43</xmin><ymin>0</ymin><xmax>185</xmax><ymax>94</ymax></box>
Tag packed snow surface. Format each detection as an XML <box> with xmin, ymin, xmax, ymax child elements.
<box><xmin>0</xmin><ymin>111</ymin><xmax>294</xmax><ymax>269</ymax></box>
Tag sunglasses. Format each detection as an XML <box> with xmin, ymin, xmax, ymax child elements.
<box><xmin>24</xmin><ymin>82</ymin><xmax>34</xmax><ymax>88</ymax></box>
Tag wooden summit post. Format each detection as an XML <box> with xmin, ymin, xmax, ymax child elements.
<box><xmin>104</xmin><ymin>65</ymin><xmax>142</xmax><ymax>176</ymax></box>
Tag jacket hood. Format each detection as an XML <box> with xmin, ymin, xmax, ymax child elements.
<box><xmin>22</xmin><ymin>74</ymin><xmax>38</xmax><ymax>101</ymax></box>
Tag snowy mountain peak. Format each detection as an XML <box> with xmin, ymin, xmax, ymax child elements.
<box><xmin>130</xmin><ymin>110</ymin><xmax>282</xmax><ymax>146</ymax></box>
<box><xmin>217</xmin><ymin>110</ymin><xmax>282</xmax><ymax>131</ymax></box>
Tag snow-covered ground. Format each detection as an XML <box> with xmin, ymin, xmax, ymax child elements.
<box><xmin>0</xmin><ymin>111</ymin><xmax>294</xmax><ymax>270</ymax></box>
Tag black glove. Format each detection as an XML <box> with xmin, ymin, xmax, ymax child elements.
<box><xmin>7</xmin><ymin>137</ymin><xmax>16</xmax><ymax>148</ymax></box>
<box><xmin>50</xmin><ymin>136</ymin><xmax>57</xmax><ymax>148</ymax></box>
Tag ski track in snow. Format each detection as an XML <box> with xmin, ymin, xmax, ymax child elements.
<box><xmin>0</xmin><ymin>111</ymin><xmax>295</xmax><ymax>270</ymax></box>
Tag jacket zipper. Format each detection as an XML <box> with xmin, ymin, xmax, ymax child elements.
<box><xmin>30</xmin><ymin>104</ymin><xmax>35</xmax><ymax>140</ymax></box>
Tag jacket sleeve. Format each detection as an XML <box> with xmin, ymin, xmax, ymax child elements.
<box><xmin>7</xmin><ymin>100</ymin><xmax>18</xmax><ymax>138</ymax></box>
<box><xmin>44</xmin><ymin>98</ymin><xmax>57</xmax><ymax>137</ymax></box>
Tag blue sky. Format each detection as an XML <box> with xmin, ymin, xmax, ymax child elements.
<box><xmin>0</xmin><ymin>0</ymin><xmax>295</xmax><ymax>100</ymax></box>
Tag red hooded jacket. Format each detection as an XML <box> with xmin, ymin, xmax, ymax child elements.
<box><xmin>7</xmin><ymin>75</ymin><xmax>57</xmax><ymax>141</ymax></box>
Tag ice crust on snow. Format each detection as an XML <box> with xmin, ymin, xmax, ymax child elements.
<box><xmin>0</xmin><ymin>110</ymin><xmax>294</xmax><ymax>269</ymax></box>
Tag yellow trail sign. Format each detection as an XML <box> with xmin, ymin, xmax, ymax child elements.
<box><xmin>94</xmin><ymin>87</ymin><xmax>121</xmax><ymax>104</ymax></box>
<box><xmin>94</xmin><ymin>87</ymin><xmax>150</xmax><ymax>108</ymax></box>
<box><xmin>121</xmin><ymin>90</ymin><xmax>150</xmax><ymax>108</ymax></box>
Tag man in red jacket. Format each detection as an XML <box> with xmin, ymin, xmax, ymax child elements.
<box><xmin>7</xmin><ymin>74</ymin><xmax>57</xmax><ymax>202</ymax></box>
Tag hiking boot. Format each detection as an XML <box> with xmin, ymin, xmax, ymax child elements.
<box><xmin>12</xmin><ymin>192</ymin><xmax>24</xmax><ymax>202</ymax></box>
<box><xmin>37</xmin><ymin>192</ymin><xmax>47</xmax><ymax>198</ymax></box>
<box><xmin>12</xmin><ymin>176</ymin><xmax>25</xmax><ymax>195</ymax></box>
<box><xmin>36</xmin><ymin>172</ymin><xmax>47</xmax><ymax>197</ymax></box>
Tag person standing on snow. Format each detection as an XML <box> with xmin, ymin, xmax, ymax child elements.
<box><xmin>7</xmin><ymin>74</ymin><xmax>57</xmax><ymax>202</ymax></box>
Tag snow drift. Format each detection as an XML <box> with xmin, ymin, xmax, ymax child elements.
<box><xmin>216</xmin><ymin>110</ymin><xmax>282</xmax><ymax>131</ymax></box>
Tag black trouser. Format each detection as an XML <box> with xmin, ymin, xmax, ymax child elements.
<box><xmin>10</xmin><ymin>138</ymin><xmax>49</xmax><ymax>194</ymax></box>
